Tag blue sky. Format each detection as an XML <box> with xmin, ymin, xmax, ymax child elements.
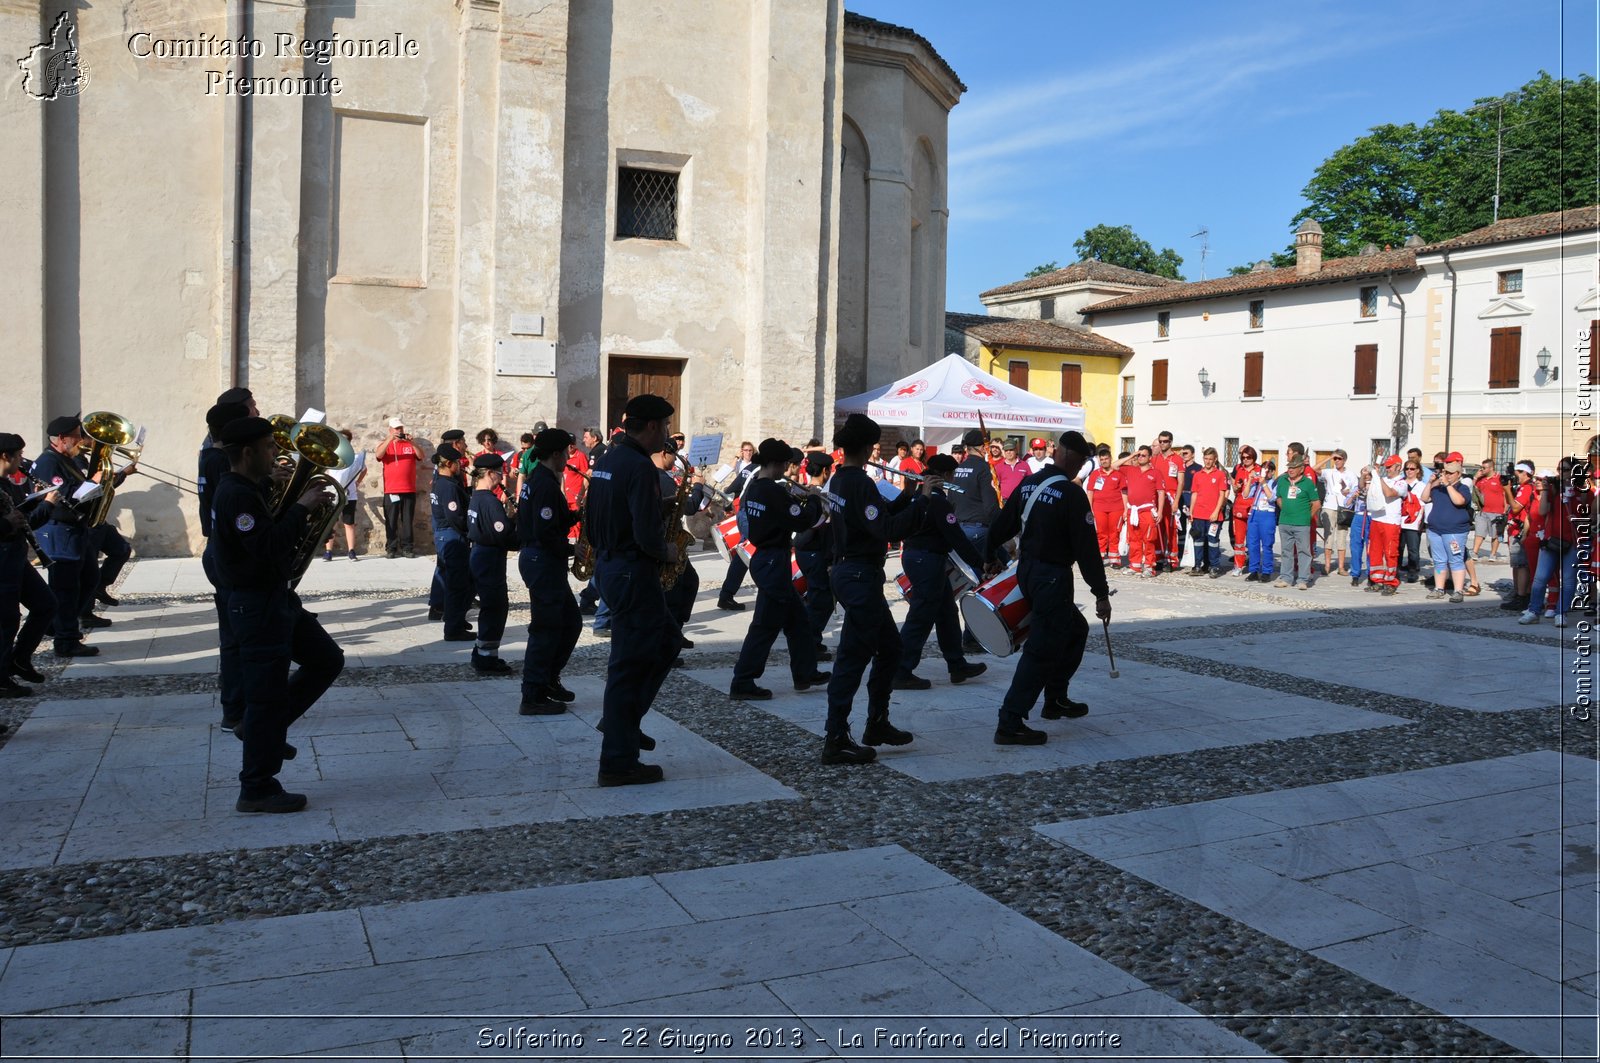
<box><xmin>845</xmin><ymin>0</ymin><xmax>1597</xmax><ymax>311</ymax></box>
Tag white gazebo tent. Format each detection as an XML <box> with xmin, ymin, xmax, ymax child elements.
<box><xmin>834</xmin><ymin>353</ymin><xmax>1087</xmax><ymax>446</ymax></box>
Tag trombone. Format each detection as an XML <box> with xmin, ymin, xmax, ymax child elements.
<box><xmin>129</xmin><ymin>460</ymin><xmax>202</xmax><ymax>496</ymax></box>
<box><xmin>861</xmin><ymin>460</ymin><xmax>966</xmax><ymax>494</ymax></box>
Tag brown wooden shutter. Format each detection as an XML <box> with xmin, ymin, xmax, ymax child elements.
<box><xmin>1151</xmin><ymin>359</ymin><xmax>1168</xmax><ymax>402</ymax></box>
<box><xmin>1489</xmin><ymin>327</ymin><xmax>1520</xmax><ymax>389</ymax></box>
<box><xmin>1243</xmin><ymin>351</ymin><xmax>1263</xmax><ymax>397</ymax></box>
<box><xmin>1060</xmin><ymin>364</ymin><xmax>1083</xmax><ymax>403</ymax></box>
<box><xmin>1353</xmin><ymin>344</ymin><xmax>1378</xmax><ymax>395</ymax></box>
<box><xmin>1008</xmin><ymin>360</ymin><xmax>1029</xmax><ymax>389</ymax></box>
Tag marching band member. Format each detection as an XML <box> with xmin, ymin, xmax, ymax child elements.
<box><xmin>465</xmin><ymin>453</ymin><xmax>516</xmax><ymax>674</ymax></box>
<box><xmin>728</xmin><ymin>438</ymin><xmax>830</xmax><ymax>701</ymax></box>
<box><xmin>199</xmin><ymin>400</ymin><xmax>251</xmax><ymax>730</ymax></box>
<box><xmin>948</xmin><ymin>428</ymin><xmax>1002</xmax><ymax>652</ymax></box>
<box><xmin>587</xmin><ymin>394</ymin><xmax>683</xmax><ymax>787</ymax></box>
<box><xmin>517</xmin><ymin>428</ymin><xmax>581</xmax><ymax>715</ymax></box>
<box><xmin>427</xmin><ymin>449</ymin><xmax>474</xmax><ymax>642</ymax></box>
<box><xmin>653</xmin><ymin>443</ymin><xmax>701</xmax><ymax>658</ymax></box>
<box><xmin>210</xmin><ymin>416</ymin><xmax>344</xmax><ymax>813</ymax></box>
<box><xmin>893</xmin><ymin>452</ymin><xmax>986</xmax><ymax>690</ymax></box>
<box><xmin>1086</xmin><ymin>446</ymin><xmax>1126</xmax><ymax>570</ymax></box>
<box><xmin>33</xmin><ymin>416</ymin><xmax>105</xmax><ymax>657</ymax></box>
<box><xmin>715</xmin><ymin>445</ymin><xmax>757</xmax><ymax>612</ymax></box>
<box><xmin>794</xmin><ymin>451</ymin><xmax>836</xmax><ymax>662</ymax></box>
<box><xmin>822</xmin><ymin>413</ymin><xmax>929</xmax><ymax>765</ymax></box>
<box><xmin>985</xmin><ymin>431</ymin><xmax>1110</xmax><ymax>745</ymax></box>
<box><xmin>0</xmin><ymin>434</ymin><xmax>58</xmax><ymax>700</ymax></box>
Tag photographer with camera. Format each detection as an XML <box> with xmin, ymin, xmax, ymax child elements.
<box><xmin>377</xmin><ymin>417</ymin><xmax>421</xmax><ymax>558</ymax></box>
<box><xmin>1518</xmin><ymin>457</ymin><xmax>1588</xmax><ymax>627</ymax></box>
<box><xmin>1421</xmin><ymin>456</ymin><xmax>1472</xmax><ymax>602</ymax></box>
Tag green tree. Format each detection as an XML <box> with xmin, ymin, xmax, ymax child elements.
<box><xmin>1263</xmin><ymin>73</ymin><xmax>1599</xmax><ymax>263</ymax></box>
<box><xmin>1072</xmin><ymin>224</ymin><xmax>1185</xmax><ymax>279</ymax></box>
<box><xmin>1024</xmin><ymin>260</ymin><xmax>1060</xmax><ymax>278</ymax></box>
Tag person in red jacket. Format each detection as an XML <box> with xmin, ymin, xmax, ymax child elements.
<box><xmin>1150</xmin><ymin>431</ymin><xmax>1184</xmax><ymax>571</ymax></box>
<box><xmin>1229</xmin><ymin>446</ymin><xmax>1259</xmax><ymax>574</ymax></box>
<box><xmin>1118</xmin><ymin>446</ymin><xmax>1162</xmax><ymax>576</ymax></box>
<box><xmin>377</xmin><ymin>417</ymin><xmax>422</xmax><ymax>558</ymax></box>
<box><xmin>1085</xmin><ymin>446</ymin><xmax>1126</xmax><ymax>569</ymax></box>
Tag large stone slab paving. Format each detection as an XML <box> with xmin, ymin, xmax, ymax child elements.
<box><xmin>680</xmin><ymin>657</ymin><xmax>1409</xmax><ymax>782</ymax></box>
<box><xmin>2</xmin><ymin>678</ymin><xmax>794</xmax><ymax>867</ymax></box>
<box><xmin>1162</xmin><ymin>624</ymin><xmax>1566</xmax><ymax>711</ymax></box>
<box><xmin>0</xmin><ymin>847</ymin><xmax>1273</xmax><ymax>1061</ymax></box>
<box><xmin>1037</xmin><ymin>753</ymin><xmax>1600</xmax><ymax>1060</ymax></box>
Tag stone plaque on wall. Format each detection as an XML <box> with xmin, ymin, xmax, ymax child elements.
<box><xmin>496</xmin><ymin>339</ymin><xmax>557</xmax><ymax>377</ymax></box>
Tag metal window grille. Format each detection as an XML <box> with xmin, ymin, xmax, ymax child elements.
<box><xmin>616</xmin><ymin>167</ymin><xmax>678</xmax><ymax>240</ymax></box>
<box><xmin>1119</xmin><ymin>395</ymin><xmax>1134</xmax><ymax>423</ymax></box>
<box><xmin>1120</xmin><ymin>436</ymin><xmax>1136</xmax><ymax>455</ymax></box>
<box><xmin>1360</xmin><ymin>286</ymin><xmax>1378</xmax><ymax>318</ymax></box>
<box><xmin>1371</xmin><ymin>438</ymin><xmax>1389</xmax><ymax>462</ymax></box>
<box><xmin>1224</xmin><ymin>437</ymin><xmax>1240</xmax><ymax>465</ymax></box>
<box><xmin>1498</xmin><ymin>270</ymin><xmax>1523</xmax><ymax>294</ymax></box>
<box><xmin>1491</xmin><ymin>431</ymin><xmax>1517</xmax><ymax>469</ymax></box>
<box><xmin>1157</xmin><ymin>311</ymin><xmax>1169</xmax><ymax>338</ymax></box>
<box><xmin>1249</xmin><ymin>300</ymin><xmax>1264</xmax><ymax>329</ymax></box>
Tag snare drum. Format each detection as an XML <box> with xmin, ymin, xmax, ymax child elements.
<box><xmin>959</xmin><ymin>562</ymin><xmax>1031</xmax><ymax>657</ymax></box>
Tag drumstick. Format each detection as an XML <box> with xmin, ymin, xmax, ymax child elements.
<box><xmin>1101</xmin><ymin>616</ymin><xmax>1120</xmax><ymax>678</ymax></box>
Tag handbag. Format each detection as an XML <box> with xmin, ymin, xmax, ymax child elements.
<box><xmin>1338</xmin><ymin>510</ymin><xmax>1354</xmax><ymax>529</ymax></box>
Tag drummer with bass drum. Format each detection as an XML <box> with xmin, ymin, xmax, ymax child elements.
<box><xmin>983</xmin><ymin>430</ymin><xmax>1111</xmax><ymax>745</ymax></box>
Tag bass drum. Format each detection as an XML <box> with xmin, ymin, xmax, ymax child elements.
<box><xmin>958</xmin><ymin>562</ymin><xmax>1031</xmax><ymax>657</ymax></box>
<box><xmin>715</xmin><ymin>514</ymin><xmax>744</xmax><ymax>563</ymax></box>
<box><xmin>895</xmin><ymin>556</ymin><xmax>980</xmax><ymax>601</ymax></box>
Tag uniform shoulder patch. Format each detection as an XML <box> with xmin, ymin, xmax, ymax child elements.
<box><xmin>448</xmin><ymin>501</ymin><xmax>458</xmax><ymax>511</ymax></box>
<box><xmin>945</xmin><ymin>512</ymin><xmax>958</xmax><ymax>524</ymax></box>
<box><xmin>789</xmin><ymin>503</ymin><xmax>802</xmax><ymax>517</ymax></box>
<box><xmin>864</xmin><ymin>504</ymin><xmax>880</xmax><ymax>521</ymax></box>
<box><xmin>540</xmin><ymin>506</ymin><xmax>554</xmax><ymax>520</ymax></box>
<box><xmin>235</xmin><ymin>513</ymin><xmax>256</xmax><ymax>532</ymax></box>
<box><xmin>493</xmin><ymin>520</ymin><xmax>506</xmax><ymax>532</ymax></box>
<box><xmin>1085</xmin><ymin>512</ymin><xmax>1095</xmax><ymax>526</ymax></box>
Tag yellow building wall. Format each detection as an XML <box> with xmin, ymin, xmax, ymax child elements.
<box><xmin>1422</xmin><ymin>414</ymin><xmax>1593</xmax><ymax>472</ymax></box>
<box><xmin>976</xmin><ymin>344</ymin><xmax>1123</xmax><ymax>446</ymax></box>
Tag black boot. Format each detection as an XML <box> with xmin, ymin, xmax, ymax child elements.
<box><xmin>862</xmin><ymin>708</ymin><xmax>913</xmax><ymax>746</ymax></box>
<box><xmin>820</xmin><ymin>731</ymin><xmax>877</xmax><ymax>765</ymax></box>
<box><xmin>10</xmin><ymin>659</ymin><xmax>46</xmax><ymax>684</ymax></box>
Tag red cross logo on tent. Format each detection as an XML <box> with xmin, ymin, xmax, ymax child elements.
<box><xmin>893</xmin><ymin>379</ymin><xmax>928</xmax><ymax>398</ymax></box>
<box><xmin>961</xmin><ymin>378</ymin><xmax>1003</xmax><ymax>401</ymax></box>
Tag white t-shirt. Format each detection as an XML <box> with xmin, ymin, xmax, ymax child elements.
<box><xmin>1320</xmin><ymin>467</ymin><xmax>1357</xmax><ymax>511</ymax></box>
<box><xmin>1025</xmin><ymin>456</ymin><xmax>1052</xmax><ymax>474</ymax></box>
<box><xmin>330</xmin><ymin>450</ymin><xmax>366</xmax><ymax>500</ymax></box>
<box><xmin>1368</xmin><ymin>475</ymin><xmax>1409</xmax><ymax>525</ymax></box>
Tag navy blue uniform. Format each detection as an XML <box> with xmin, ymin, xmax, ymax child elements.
<box><xmin>0</xmin><ymin>475</ymin><xmax>57</xmax><ymax>676</ymax></box>
<box><xmin>211</xmin><ymin>471</ymin><xmax>344</xmax><ymax>799</ymax></box>
<box><xmin>198</xmin><ymin>445</ymin><xmax>244</xmax><ymax>725</ymax></box>
<box><xmin>731</xmin><ymin>478</ymin><xmax>822</xmax><ymax>690</ymax></box>
<box><xmin>586</xmin><ymin>434</ymin><xmax>681</xmax><ymax>772</ymax></box>
<box><xmin>518</xmin><ymin>463</ymin><xmax>581</xmax><ymax>698</ymax></box>
<box><xmin>897</xmin><ymin>490</ymin><xmax>984</xmax><ymax>679</ymax></box>
<box><xmin>30</xmin><ymin>449</ymin><xmax>97</xmax><ymax>645</ymax></box>
<box><xmin>986</xmin><ymin>465</ymin><xmax>1110</xmax><ymax>727</ymax></box>
<box><xmin>466</xmin><ymin>488</ymin><xmax>517</xmax><ymax>660</ymax></box>
<box><xmin>822</xmin><ymin>466</ymin><xmax>926</xmax><ymax>738</ymax></box>
<box><xmin>793</xmin><ymin>493</ymin><xmax>834</xmax><ymax>653</ymax></box>
<box><xmin>428</xmin><ymin>472</ymin><xmax>472</xmax><ymax>636</ymax></box>
<box><xmin>717</xmin><ymin>464</ymin><xmax>756</xmax><ymax>604</ymax></box>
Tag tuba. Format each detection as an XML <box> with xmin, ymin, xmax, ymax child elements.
<box><xmin>570</xmin><ymin>489</ymin><xmax>595</xmax><ymax>581</ymax></box>
<box><xmin>659</xmin><ymin>453</ymin><xmax>694</xmax><ymax>589</ymax></box>
<box><xmin>267</xmin><ymin>420</ymin><xmax>355</xmax><ymax>586</ymax></box>
<box><xmin>80</xmin><ymin>411</ymin><xmax>142</xmax><ymax>527</ymax></box>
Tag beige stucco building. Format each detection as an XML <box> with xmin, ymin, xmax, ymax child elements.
<box><xmin>1</xmin><ymin>1</ymin><xmax>962</xmax><ymax>555</ymax></box>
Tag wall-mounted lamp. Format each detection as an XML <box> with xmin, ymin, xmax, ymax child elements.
<box><xmin>1536</xmin><ymin>346</ymin><xmax>1558</xmax><ymax>382</ymax></box>
<box><xmin>1198</xmin><ymin>367</ymin><xmax>1216</xmax><ymax>396</ymax></box>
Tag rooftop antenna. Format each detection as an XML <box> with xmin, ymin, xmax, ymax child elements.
<box><xmin>1191</xmin><ymin>226</ymin><xmax>1210</xmax><ymax>280</ymax></box>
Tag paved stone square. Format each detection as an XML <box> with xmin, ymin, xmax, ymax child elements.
<box><xmin>0</xmin><ymin>553</ymin><xmax>1593</xmax><ymax>1061</ymax></box>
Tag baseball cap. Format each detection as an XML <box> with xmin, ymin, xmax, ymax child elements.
<box><xmin>1383</xmin><ymin>454</ymin><xmax>1403</xmax><ymax>467</ymax></box>
<box><xmin>1516</xmin><ymin>461</ymin><xmax>1534</xmax><ymax>475</ymax></box>
<box><xmin>1445</xmin><ymin>451</ymin><xmax>1464</xmax><ymax>463</ymax></box>
<box><xmin>1444</xmin><ymin>460</ymin><xmax>1463</xmax><ymax>473</ymax></box>
<box><xmin>1029</xmin><ymin>438</ymin><xmax>1047</xmax><ymax>450</ymax></box>
<box><xmin>388</xmin><ymin>417</ymin><xmax>404</xmax><ymax>428</ymax></box>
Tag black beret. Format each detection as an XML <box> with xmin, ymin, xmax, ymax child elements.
<box><xmin>432</xmin><ymin>447</ymin><xmax>459</xmax><ymax>464</ymax></box>
<box><xmin>440</xmin><ymin>429</ymin><xmax>466</xmax><ymax>442</ymax></box>
<box><xmin>0</xmin><ymin>433</ymin><xmax>24</xmax><ymax>454</ymax></box>
<box><xmin>532</xmin><ymin>428</ymin><xmax>574</xmax><ymax>458</ymax></box>
<box><xmin>206</xmin><ymin>402</ymin><xmax>250</xmax><ymax>436</ymax></box>
<box><xmin>472</xmin><ymin>453</ymin><xmax>505</xmax><ymax>471</ymax></box>
<box><xmin>216</xmin><ymin>387</ymin><xmax>253</xmax><ymax>406</ymax></box>
<box><xmin>924</xmin><ymin>453</ymin><xmax>959</xmax><ymax>476</ymax></box>
<box><xmin>218</xmin><ymin>416</ymin><xmax>274</xmax><ymax>446</ymax></box>
<box><xmin>788</xmin><ymin>447</ymin><xmax>805</xmax><ymax>466</ymax></box>
<box><xmin>46</xmin><ymin>415</ymin><xmax>81</xmax><ymax>438</ymax></box>
<box><xmin>622</xmin><ymin>394</ymin><xmax>674</xmax><ymax>421</ymax></box>
<box><xmin>803</xmin><ymin>451</ymin><xmax>833</xmax><ymax>477</ymax></box>
<box><xmin>961</xmin><ymin>428</ymin><xmax>987</xmax><ymax>447</ymax></box>
<box><xmin>1057</xmin><ymin>430</ymin><xmax>1093</xmax><ymax>458</ymax></box>
<box><xmin>832</xmin><ymin>413</ymin><xmax>880</xmax><ymax>451</ymax></box>
<box><xmin>755</xmin><ymin>438</ymin><xmax>792</xmax><ymax>467</ymax></box>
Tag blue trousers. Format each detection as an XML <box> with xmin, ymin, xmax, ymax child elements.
<box><xmin>595</xmin><ymin>556</ymin><xmax>681</xmax><ymax>771</ymax></box>
<box><xmin>733</xmin><ymin>549</ymin><xmax>817</xmax><ymax>686</ymax></box>
<box><xmin>1348</xmin><ymin>515</ymin><xmax>1371</xmax><ymax>580</ymax></box>
<box><xmin>468</xmin><ymin>546</ymin><xmax>510</xmax><ymax>652</ymax></box>
<box><xmin>202</xmin><ymin>544</ymin><xmax>243</xmax><ymax>724</ymax></box>
<box><xmin>897</xmin><ymin>548</ymin><xmax>966</xmax><ymax>676</ymax></box>
<box><xmin>226</xmin><ymin>587</ymin><xmax>343</xmax><ymax>798</ymax></box>
<box><xmin>0</xmin><ymin>548</ymin><xmax>55</xmax><ymax>673</ymax></box>
<box><xmin>428</xmin><ymin>532</ymin><xmax>471</xmax><ymax>634</ymax></box>
<box><xmin>1189</xmin><ymin>519</ymin><xmax>1222</xmax><ymax>570</ymax></box>
<box><xmin>825</xmin><ymin>560</ymin><xmax>901</xmax><ymax>737</ymax></box>
<box><xmin>1246</xmin><ymin>512</ymin><xmax>1277</xmax><ymax>575</ymax></box>
<box><xmin>795</xmin><ymin>548</ymin><xmax>833</xmax><ymax>649</ymax></box>
<box><xmin>719</xmin><ymin>550</ymin><xmax>748</xmax><ymax>602</ymax></box>
<box><xmin>998</xmin><ymin>559</ymin><xmax>1085</xmax><ymax>725</ymax></box>
<box><xmin>519</xmin><ymin>546</ymin><xmax>580</xmax><ymax>697</ymax></box>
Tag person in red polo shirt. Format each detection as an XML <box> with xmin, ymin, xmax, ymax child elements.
<box><xmin>1118</xmin><ymin>445</ymin><xmax>1161</xmax><ymax>576</ymax></box>
<box><xmin>1472</xmin><ymin>458</ymin><xmax>1508</xmax><ymax>563</ymax></box>
<box><xmin>1186</xmin><ymin>447</ymin><xmax>1230</xmax><ymax>577</ymax></box>
<box><xmin>1150</xmin><ymin>430</ymin><xmax>1184</xmax><ymax>571</ymax></box>
<box><xmin>1086</xmin><ymin>446</ymin><xmax>1126</xmax><ymax>569</ymax></box>
<box><xmin>377</xmin><ymin>417</ymin><xmax>421</xmax><ymax>558</ymax></box>
<box><xmin>995</xmin><ymin>440</ymin><xmax>1029</xmax><ymax>503</ymax></box>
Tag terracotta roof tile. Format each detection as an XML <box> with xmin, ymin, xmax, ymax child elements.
<box><xmin>1080</xmin><ymin>249</ymin><xmax>1420</xmax><ymax>314</ymax></box>
<box><xmin>843</xmin><ymin>12</ymin><xmax>965</xmax><ymax>93</ymax></box>
<box><xmin>980</xmin><ymin>260</ymin><xmax>1180</xmax><ymax>299</ymax></box>
<box><xmin>945</xmin><ymin>312</ymin><xmax>1133</xmax><ymax>356</ymax></box>
<box><xmin>1419</xmin><ymin>205</ymin><xmax>1600</xmax><ymax>253</ymax></box>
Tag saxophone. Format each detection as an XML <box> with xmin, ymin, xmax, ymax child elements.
<box><xmin>570</xmin><ymin>485</ymin><xmax>595</xmax><ymax>581</ymax></box>
<box><xmin>659</xmin><ymin>453</ymin><xmax>694</xmax><ymax>589</ymax></box>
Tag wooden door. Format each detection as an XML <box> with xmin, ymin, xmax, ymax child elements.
<box><xmin>607</xmin><ymin>356</ymin><xmax>684</xmax><ymax>429</ymax></box>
